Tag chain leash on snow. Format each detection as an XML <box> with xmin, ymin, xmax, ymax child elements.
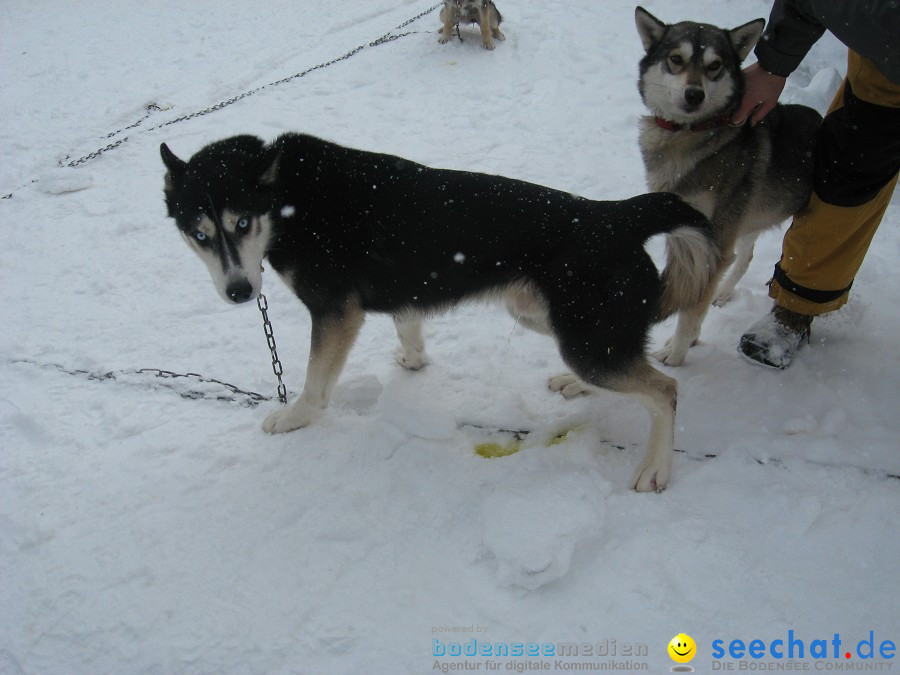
<box><xmin>11</xmin><ymin>289</ymin><xmax>294</xmax><ymax>408</ymax></box>
<box><xmin>10</xmin><ymin>360</ymin><xmax>274</xmax><ymax>407</ymax></box>
<box><xmin>257</xmin><ymin>293</ymin><xmax>288</xmax><ymax>405</ymax></box>
<box><xmin>49</xmin><ymin>3</ymin><xmax>441</xmax><ymax>172</ymax></box>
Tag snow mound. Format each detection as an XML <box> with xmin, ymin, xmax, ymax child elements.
<box><xmin>480</xmin><ymin>456</ymin><xmax>611</xmax><ymax>590</ymax></box>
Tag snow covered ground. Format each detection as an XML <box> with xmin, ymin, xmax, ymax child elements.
<box><xmin>2</xmin><ymin>1</ymin><xmax>898</xmax><ymax>673</ymax></box>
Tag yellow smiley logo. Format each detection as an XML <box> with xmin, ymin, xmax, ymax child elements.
<box><xmin>668</xmin><ymin>633</ymin><xmax>696</xmax><ymax>663</ymax></box>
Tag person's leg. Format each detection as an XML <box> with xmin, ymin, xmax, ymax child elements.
<box><xmin>740</xmin><ymin>52</ymin><xmax>900</xmax><ymax>368</ymax></box>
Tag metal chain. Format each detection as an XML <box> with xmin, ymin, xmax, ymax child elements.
<box><xmin>53</xmin><ymin>3</ymin><xmax>441</xmax><ymax>171</ymax></box>
<box><xmin>105</xmin><ymin>103</ymin><xmax>171</xmax><ymax>140</ymax></box>
<box><xmin>11</xmin><ymin>360</ymin><xmax>273</xmax><ymax>407</ymax></box>
<box><xmin>137</xmin><ymin>368</ymin><xmax>272</xmax><ymax>405</ymax></box>
<box><xmin>257</xmin><ymin>293</ymin><xmax>288</xmax><ymax>404</ymax></box>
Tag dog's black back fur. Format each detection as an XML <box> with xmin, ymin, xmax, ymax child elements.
<box><xmin>284</xmin><ymin>134</ymin><xmax>702</xmax><ymax>371</ymax></box>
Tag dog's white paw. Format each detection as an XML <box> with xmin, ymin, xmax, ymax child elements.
<box><xmin>438</xmin><ymin>33</ymin><xmax>451</xmax><ymax>44</ymax></box>
<box><xmin>395</xmin><ymin>347</ymin><xmax>427</xmax><ymax>371</ymax></box>
<box><xmin>652</xmin><ymin>335</ymin><xmax>696</xmax><ymax>367</ymax></box>
<box><xmin>548</xmin><ymin>372</ymin><xmax>593</xmax><ymax>399</ymax></box>
<box><xmin>262</xmin><ymin>402</ymin><xmax>321</xmax><ymax>434</ymax></box>
<box><xmin>651</xmin><ymin>345</ymin><xmax>686</xmax><ymax>367</ymax></box>
<box><xmin>482</xmin><ymin>39</ymin><xmax>496</xmax><ymax>50</ymax></box>
<box><xmin>712</xmin><ymin>292</ymin><xmax>732</xmax><ymax>308</ymax></box>
<box><xmin>631</xmin><ymin>459</ymin><xmax>670</xmax><ymax>493</ymax></box>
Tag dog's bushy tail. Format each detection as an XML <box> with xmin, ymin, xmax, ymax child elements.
<box><xmin>657</xmin><ymin>225</ymin><xmax>720</xmax><ymax>320</ymax></box>
<box><xmin>622</xmin><ymin>193</ymin><xmax>719</xmax><ymax>321</ymax></box>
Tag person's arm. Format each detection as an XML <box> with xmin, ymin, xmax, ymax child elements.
<box><xmin>731</xmin><ymin>0</ymin><xmax>824</xmax><ymax>125</ymax></box>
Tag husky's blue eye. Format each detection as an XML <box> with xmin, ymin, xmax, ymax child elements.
<box><xmin>237</xmin><ymin>217</ymin><xmax>251</xmax><ymax>230</ymax></box>
<box><xmin>194</xmin><ymin>231</ymin><xmax>207</xmax><ymax>242</ymax></box>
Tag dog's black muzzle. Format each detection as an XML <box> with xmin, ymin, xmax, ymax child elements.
<box><xmin>684</xmin><ymin>87</ymin><xmax>705</xmax><ymax>108</ymax></box>
<box><xmin>225</xmin><ymin>279</ymin><xmax>254</xmax><ymax>304</ymax></box>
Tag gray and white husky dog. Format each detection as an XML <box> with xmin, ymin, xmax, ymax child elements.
<box><xmin>635</xmin><ymin>6</ymin><xmax>821</xmax><ymax>366</ymax></box>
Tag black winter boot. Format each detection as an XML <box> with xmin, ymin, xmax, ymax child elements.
<box><xmin>738</xmin><ymin>306</ymin><xmax>813</xmax><ymax>369</ymax></box>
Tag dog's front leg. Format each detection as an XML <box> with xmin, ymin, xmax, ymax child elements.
<box><xmin>654</xmin><ymin>258</ymin><xmax>725</xmax><ymax>366</ymax></box>
<box><xmin>438</xmin><ymin>5</ymin><xmax>456</xmax><ymax>44</ymax></box>
<box><xmin>478</xmin><ymin>6</ymin><xmax>496</xmax><ymax>49</ymax></box>
<box><xmin>263</xmin><ymin>304</ymin><xmax>365</xmax><ymax>433</ymax></box>
<box><xmin>652</xmin><ymin>304</ymin><xmax>707</xmax><ymax>367</ymax></box>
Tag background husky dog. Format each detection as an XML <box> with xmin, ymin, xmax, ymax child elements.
<box><xmin>634</xmin><ymin>6</ymin><xmax>822</xmax><ymax>366</ymax></box>
<box><xmin>160</xmin><ymin>133</ymin><xmax>716</xmax><ymax>492</ymax></box>
<box><xmin>439</xmin><ymin>0</ymin><xmax>505</xmax><ymax>50</ymax></box>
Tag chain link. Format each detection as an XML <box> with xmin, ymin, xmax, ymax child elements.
<box><xmin>105</xmin><ymin>103</ymin><xmax>171</xmax><ymax>140</ymax></box>
<box><xmin>257</xmin><ymin>293</ymin><xmax>288</xmax><ymax>404</ymax></box>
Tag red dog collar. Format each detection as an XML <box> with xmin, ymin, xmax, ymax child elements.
<box><xmin>654</xmin><ymin>114</ymin><xmax>738</xmax><ymax>132</ymax></box>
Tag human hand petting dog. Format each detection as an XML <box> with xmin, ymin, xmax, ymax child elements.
<box><xmin>731</xmin><ymin>62</ymin><xmax>787</xmax><ymax>126</ymax></box>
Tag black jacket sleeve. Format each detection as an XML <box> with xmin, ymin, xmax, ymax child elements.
<box><xmin>754</xmin><ymin>0</ymin><xmax>825</xmax><ymax>77</ymax></box>
<box><xmin>755</xmin><ymin>0</ymin><xmax>900</xmax><ymax>85</ymax></box>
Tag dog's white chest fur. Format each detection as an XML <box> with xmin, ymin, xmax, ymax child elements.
<box><xmin>638</xmin><ymin>119</ymin><xmax>726</xmax><ymax>219</ymax></box>
<box><xmin>639</xmin><ymin>120</ymin><xmax>704</xmax><ymax>193</ymax></box>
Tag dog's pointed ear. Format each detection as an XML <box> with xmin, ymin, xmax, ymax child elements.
<box><xmin>160</xmin><ymin>143</ymin><xmax>186</xmax><ymax>175</ymax></box>
<box><xmin>259</xmin><ymin>150</ymin><xmax>281</xmax><ymax>186</ymax></box>
<box><xmin>635</xmin><ymin>6</ymin><xmax>667</xmax><ymax>52</ymax></box>
<box><xmin>160</xmin><ymin>143</ymin><xmax>187</xmax><ymax>192</ymax></box>
<box><xmin>728</xmin><ymin>18</ymin><xmax>765</xmax><ymax>62</ymax></box>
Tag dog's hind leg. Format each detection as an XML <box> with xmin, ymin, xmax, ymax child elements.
<box><xmin>551</xmin><ymin>300</ymin><xmax>676</xmax><ymax>490</ymax></box>
<box><xmin>505</xmin><ymin>285</ymin><xmax>552</xmax><ymax>336</ymax></box>
<box><xmin>713</xmin><ymin>232</ymin><xmax>758</xmax><ymax>307</ymax></box>
<box><xmin>488</xmin><ymin>5</ymin><xmax>505</xmax><ymax>43</ymax></box>
<box><xmin>604</xmin><ymin>362</ymin><xmax>677</xmax><ymax>492</ymax></box>
<box><xmin>394</xmin><ymin>315</ymin><xmax>428</xmax><ymax>370</ymax></box>
<box><xmin>560</xmin><ymin>360</ymin><xmax>676</xmax><ymax>492</ymax></box>
<box><xmin>263</xmin><ymin>302</ymin><xmax>365</xmax><ymax>433</ymax></box>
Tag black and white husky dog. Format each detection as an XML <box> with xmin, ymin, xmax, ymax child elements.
<box><xmin>635</xmin><ymin>7</ymin><xmax>821</xmax><ymax>365</ymax></box>
<box><xmin>160</xmin><ymin>133</ymin><xmax>716</xmax><ymax>491</ymax></box>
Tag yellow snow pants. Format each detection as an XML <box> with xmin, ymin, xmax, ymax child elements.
<box><xmin>769</xmin><ymin>51</ymin><xmax>900</xmax><ymax>315</ymax></box>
